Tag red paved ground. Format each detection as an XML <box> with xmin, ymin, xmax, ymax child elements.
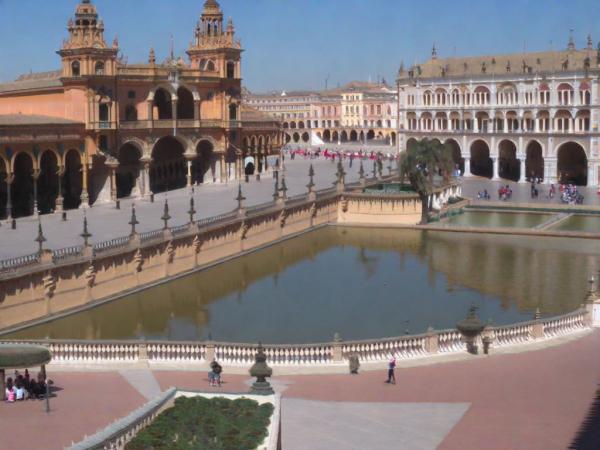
<box><xmin>0</xmin><ymin>372</ymin><xmax>146</xmax><ymax>450</ymax></box>
<box><xmin>1</xmin><ymin>331</ymin><xmax>598</xmax><ymax>450</ymax></box>
<box><xmin>276</xmin><ymin>331</ymin><xmax>600</xmax><ymax>450</ymax></box>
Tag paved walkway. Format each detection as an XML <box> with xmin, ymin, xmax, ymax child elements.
<box><xmin>1</xmin><ymin>330</ymin><xmax>598</xmax><ymax>450</ymax></box>
<box><xmin>0</xmin><ymin>157</ymin><xmax>369</xmax><ymax>259</ymax></box>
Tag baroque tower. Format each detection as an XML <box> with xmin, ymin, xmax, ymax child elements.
<box><xmin>187</xmin><ymin>0</ymin><xmax>242</xmax><ymax>80</ymax></box>
<box><xmin>58</xmin><ymin>0</ymin><xmax>118</xmax><ymax>78</ymax></box>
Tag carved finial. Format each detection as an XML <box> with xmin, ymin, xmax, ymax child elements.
<box><xmin>161</xmin><ymin>199</ymin><xmax>171</xmax><ymax>230</ymax></box>
<box><xmin>398</xmin><ymin>61</ymin><xmax>404</xmax><ymax>77</ymax></box>
<box><xmin>80</xmin><ymin>211</ymin><xmax>92</xmax><ymax>247</ymax></box>
<box><xmin>236</xmin><ymin>183</ymin><xmax>246</xmax><ymax>210</ymax></box>
<box><xmin>188</xmin><ymin>195</ymin><xmax>196</xmax><ymax>224</ymax></box>
<box><xmin>568</xmin><ymin>29</ymin><xmax>575</xmax><ymax>51</ymax></box>
<box><xmin>35</xmin><ymin>217</ymin><xmax>47</xmax><ymax>254</ymax></box>
<box><xmin>587</xmin><ymin>33</ymin><xmax>593</xmax><ymax>50</ymax></box>
<box><xmin>129</xmin><ymin>204</ymin><xmax>139</xmax><ymax>236</ymax></box>
<box><xmin>112</xmin><ymin>35</ymin><xmax>119</xmax><ymax>48</ymax></box>
<box><xmin>306</xmin><ymin>164</ymin><xmax>315</xmax><ymax>190</ymax></box>
<box><xmin>431</xmin><ymin>43</ymin><xmax>437</xmax><ymax>59</ymax></box>
<box><xmin>148</xmin><ymin>47</ymin><xmax>156</xmax><ymax>65</ymax></box>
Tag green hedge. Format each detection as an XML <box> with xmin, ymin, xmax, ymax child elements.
<box><xmin>126</xmin><ymin>397</ymin><xmax>274</xmax><ymax>450</ymax></box>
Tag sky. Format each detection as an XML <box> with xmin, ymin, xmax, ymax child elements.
<box><xmin>0</xmin><ymin>0</ymin><xmax>599</xmax><ymax>92</ymax></box>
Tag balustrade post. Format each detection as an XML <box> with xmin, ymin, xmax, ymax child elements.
<box><xmin>532</xmin><ymin>308</ymin><xmax>544</xmax><ymax>338</ymax></box>
<box><xmin>331</xmin><ymin>333</ymin><xmax>343</xmax><ymax>362</ymax></box>
<box><xmin>425</xmin><ymin>327</ymin><xmax>439</xmax><ymax>354</ymax></box>
<box><xmin>138</xmin><ymin>343</ymin><xmax>149</xmax><ymax>363</ymax></box>
<box><xmin>205</xmin><ymin>342</ymin><xmax>216</xmax><ymax>363</ymax></box>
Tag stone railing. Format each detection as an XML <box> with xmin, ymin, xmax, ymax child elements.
<box><xmin>68</xmin><ymin>387</ymin><xmax>177</xmax><ymax>450</ymax></box>
<box><xmin>0</xmin><ymin>252</ymin><xmax>40</xmax><ymax>274</ymax></box>
<box><xmin>3</xmin><ymin>309</ymin><xmax>590</xmax><ymax>369</ymax></box>
<box><xmin>52</xmin><ymin>245</ymin><xmax>84</xmax><ymax>264</ymax></box>
<box><xmin>93</xmin><ymin>236</ymin><xmax>132</xmax><ymax>255</ymax></box>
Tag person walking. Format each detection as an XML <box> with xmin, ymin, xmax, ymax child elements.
<box><xmin>385</xmin><ymin>357</ymin><xmax>396</xmax><ymax>384</ymax></box>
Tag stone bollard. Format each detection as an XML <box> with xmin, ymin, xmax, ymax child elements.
<box><xmin>11</xmin><ymin>219</ymin><xmax>16</xmax><ymax>230</ymax></box>
<box><xmin>205</xmin><ymin>342</ymin><xmax>216</xmax><ymax>363</ymax></box>
<box><xmin>138</xmin><ymin>343</ymin><xmax>149</xmax><ymax>364</ymax></box>
<box><xmin>424</xmin><ymin>327</ymin><xmax>439</xmax><ymax>354</ymax></box>
<box><xmin>62</xmin><ymin>212</ymin><xmax>67</xmax><ymax>221</ymax></box>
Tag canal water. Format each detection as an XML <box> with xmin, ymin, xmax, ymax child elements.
<box><xmin>5</xmin><ymin>227</ymin><xmax>598</xmax><ymax>344</ymax></box>
<box><xmin>549</xmin><ymin>214</ymin><xmax>600</xmax><ymax>233</ymax></box>
<box><xmin>444</xmin><ymin>210</ymin><xmax>554</xmax><ymax>228</ymax></box>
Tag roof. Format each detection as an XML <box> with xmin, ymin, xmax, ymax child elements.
<box><xmin>245</xmin><ymin>81</ymin><xmax>393</xmax><ymax>100</ymax></box>
<box><xmin>240</xmin><ymin>105</ymin><xmax>279</xmax><ymax>123</ymax></box>
<box><xmin>0</xmin><ymin>115</ymin><xmax>83</xmax><ymax>126</ymax></box>
<box><xmin>400</xmin><ymin>48</ymin><xmax>599</xmax><ymax>81</ymax></box>
<box><xmin>0</xmin><ymin>70</ymin><xmax>63</xmax><ymax>94</ymax></box>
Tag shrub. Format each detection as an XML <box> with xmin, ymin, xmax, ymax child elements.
<box><xmin>126</xmin><ymin>396</ymin><xmax>274</xmax><ymax>450</ymax></box>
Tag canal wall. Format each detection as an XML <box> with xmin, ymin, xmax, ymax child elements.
<box><xmin>0</xmin><ymin>176</ymin><xmax>463</xmax><ymax>333</ymax></box>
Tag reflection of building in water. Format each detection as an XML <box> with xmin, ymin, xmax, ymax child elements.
<box><xmin>7</xmin><ymin>227</ymin><xmax>596</xmax><ymax>340</ymax></box>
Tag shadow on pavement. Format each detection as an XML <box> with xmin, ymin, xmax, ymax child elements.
<box><xmin>569</xmin><ymin>386</ymin><xmax>600</xmax><ymax>450</ymax></box>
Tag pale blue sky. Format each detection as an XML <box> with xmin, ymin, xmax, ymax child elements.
<box><xmin>0</xmin><ymin>0</ymin><xmax>599</xmax><ymax>92</ymax></box>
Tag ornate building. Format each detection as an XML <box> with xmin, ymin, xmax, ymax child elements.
<box><xmin>0</xmin><ymin>0</ymin><xmax>282</xmax><ymax>219</ymax></box>
<box><xmin>245</xmin><ymin>82</ymin><xmax>397</xmax><ymax>147</ymax></box>
<box><xmin>397</xmin><ymin>36</ymin><xmax>600</xmax><ymax>186</ymax></box>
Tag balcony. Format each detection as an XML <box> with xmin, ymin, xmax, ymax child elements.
<box><xmin>118</xmin><ymin>119</ymin><xmax>227</xmax><ymax>130</ymax></box>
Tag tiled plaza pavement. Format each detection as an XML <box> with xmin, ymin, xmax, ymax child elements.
<box><xmin>1</xmin><ymin>330</ymin><xmax>598</xmax><ymax>450</ymax></box>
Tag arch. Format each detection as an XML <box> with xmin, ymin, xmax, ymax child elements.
<box><xmin>390</xmin><ymin>132</ymin><xmax>397</xmax><ymax>146</ymax></box>
<box><xmin>177</xmin><ymin>87</ymin><xmax>195</xmax><ymax>120</ymax></box>
<box><xmin>406</xmin><ymin>138</ymin><xmax>418</xmax><ymax>151</ymax></box>
<box><xmin>350</xmin><ymin>130</ymin><xmax>358</xmax><ymax>142</ymax></box>
<box><xmin>498</xmin><ymin>139</ymin><xmax>519</xmax><ymax>181</ymax></box>
<box><xmin>194</xmin><ymin>140</ymin><xmax>215</xmax><ymax>184</ymax></box>
<box><xmin>154</xmin><ymin>88</ymin><xmax>172</xmax><ymax>120</ymax></box>
<box><xmin>367</xmin><ymin>130</ymin><xmax>375</xmax><ymax>140</ymax></box>
<box><xmin>285</xmin><ymin>134</ymin><xmax>291</xmax><ymax>144</ymax></box>
<box><xmin>99</xmin><ymin>103</ymin><xmax>110</xmax><ymax>122</ymax></box>
<box><xmin>0</xmin><ymin>157</ymin><xmax>6</xmax><ymax>219</ymax></box>
<box><xmin>323</xmin><ymin>129</ymin><xmax>331</xmax><ymax>142</ymax></box>
<box><xmin>200</xmin><ymin>59</ymin><xmax>216</xmax><ymax>72</ymax></box>
<box><xmin>292</xmin><ymin>132</ymin><xmax>300</xmax><ymax>143</ymax></box>
<box><xmin>557</xmin><ymin>142</ymin><xmax>588</xmax><ymax>185</ymax></box>
<box><xmin>151</xmin><ymin>136</ymin><xmax>186</xmax><ymax>193</ymax></box>
<box><xmin>37</xmin><ymin>150</ymin><xmax>59</xmax><ymax>214</ymax></box>
<box><xmin>289</xmin><ymin>122</ymin><xmax>297</xmax><ymax>129</ymax></box>
<box><xmin>332</xmin><ymin>130</ymin><xmax>339</xmax><ymax>142</ymax></box>
<box><xmin>340</xmin><ymin>131</ymin><xmax>348</xmax><ymax>143</ymax></box>
<box><xmin>444</xmin><ymin>139</ymin><xmax>464</xmax><ymax>175</ymax></box>
<box><xmin>94</xmin><ymin>61</ymin><xmax>105</xmax><ymax>75</ymax></box>
<box><xmin>301</xmin><ymin>132</ymin><xmax>310</xmax><ymax>143</ymax></box>
<box><xmin>125</xmin><ymin>104</ymin><xmax>138</xmax><ymax>121</ymax></box>
<box><xmin>229</xmin><ymin>104</ymin><xmax>238</xmax><ymax>121</ymax></box>
<box><xmin>71</xmin><ymin>61</ymin><xmax>80</xmax><ymax>77</ymax></box>
<box><xmin>12</xmin><ymin>152</ymin><xmax>34</xmax><ymax>217</ymax></box>
<box><xmin>298</xmin><ymin>121</ymin><xmax>305</xmax><ymax>129</ymax></box>
<box><xmin>282</xmin><ymin>122</ymin><xmax>289</xmax><ymax>129</ymax></box>
<box><xmin>116</xmin><ymin>143</ymin><xmax>142</xmax><ymax>198</ymax></box>
<box><xmin>525</xmin><ymin>140</ymin><xmax>544</xmax><ymax>181</ymax></box>
<box><xmin>226</xmin><ymin>61</ymin><xmax>235</xmax><ymax>79</ymax></box>
<box><xmin>470</xmin><ymin>140</ymin><xmax>492</xmax><ymax>178</ymax></box>
<box><xmin>63</xmin><ymin>149</ymin><xmax>82</xmax><ymax>209</ymax></box>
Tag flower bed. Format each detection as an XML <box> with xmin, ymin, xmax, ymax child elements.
<box><xmin>125</xmin><ymin>396</ymin><xmax>274</xmax><ymax>450</ymax></box>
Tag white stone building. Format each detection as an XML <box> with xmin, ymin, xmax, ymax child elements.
<box><xmin>397</xmin><ymin>37</ymin><xmax>600</xmax><ymax>186</ymax></box>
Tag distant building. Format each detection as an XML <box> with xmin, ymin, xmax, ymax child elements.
<box><xmin>0</xmin><ymin>0</ymin><xmax>282</xmax><ymax>219</ymax></box>
<box><xmin>245</xmin><ymin>82</ymin><xmax>398</xmax><ymax>147</ymax></box>
<box><xmin>397</xmin><ymin>36</ymin><xmax>600</xmax><ymax>186</ymax></box>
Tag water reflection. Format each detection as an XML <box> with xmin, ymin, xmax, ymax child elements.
<box><xmin>6</xmin><ymin>228</ymin><xmax>598</xmax><ymax>343</ymax></box>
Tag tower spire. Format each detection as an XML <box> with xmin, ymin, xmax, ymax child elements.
<box><xmin>568</xmin><ymin>29</ymin><xmax>575</xmax><ymax>51</ymax></box>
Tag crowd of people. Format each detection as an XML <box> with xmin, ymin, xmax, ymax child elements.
<box><xmin>4</xmin><ymin>369</ymin><xmax>50</xmax><ymax>403</ymax></box>
<box><xmin>560</xmin><ymin>184</ymin><xmax>584</xmax><ymax>204</ymax></box>
<box><xmin>498</xmin><ymin>185</ymin><xmax>513</xmax><ymax>201</ymax></box>
<box><xmin>284</xmin><ymin>146</ymin><xmax>397</xmax><ymax>164</ymax></box>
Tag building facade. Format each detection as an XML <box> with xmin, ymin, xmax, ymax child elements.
<box><xmin>0</xmin><ymin>0</ymin><xmax>282</xmax><ymax>219</ymax></box>
<box><xmin>245</xmin><ymin>82</ymin><xmax>398</xmax><ymax>147</ymax></box>
<box><xmin>397</xmin><ymin>37</ymin><xmax>600</xmax><ymax>186</ymax></box>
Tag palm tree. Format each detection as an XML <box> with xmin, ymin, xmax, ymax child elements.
<box><xmin>398</xmin><ymin>139</ymin><xmax>454</xmax><ymax>224</ymax></box>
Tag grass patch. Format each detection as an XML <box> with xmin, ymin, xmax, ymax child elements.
<box><xmin>126</xmin><ymin>396</ymin><xmax>274</xmax><ymax>450</ymax></box>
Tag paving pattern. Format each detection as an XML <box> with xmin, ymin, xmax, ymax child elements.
<box><xmin>1</xmin><ymin>330</ymin><xmax>598</xmax><ymax>450</ymax></box>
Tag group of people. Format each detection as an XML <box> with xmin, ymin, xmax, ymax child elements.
<box><xmin>208</xmin><ymin>360</ymin><xmax>223</xmax><ymax>387</ymax></box>
<box><xmin>285</xmin><ymin>147</ymin><xmax>397</xmax><ymax>164</ymax></box>
<box><xmin>477</xmin><ymin>190</ymin><xmax>491</xmax><ymax>200</ymax></box>
<box><xmin>4</xmin><ymin>369</ymin><xmax>50</xmax><ymax>403</ymax></box>
<box><xmin>560</xmin><ymin>184</ymin><xmax>584</xmax><ymax>204</ymax></box>
<box><xmin>498</xmin><ymin>185</ymin><xmax>513</xmax><ymax>201</ymax></box>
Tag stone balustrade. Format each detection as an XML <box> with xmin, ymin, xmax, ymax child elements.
<box><xmin>2</xmin><ymin>309</ymin><xmax>590</xmax><ymax>370</ymax></box>
<box><xmin>0</xmin><ymin>252</ymin><xmax>40</xmax><ymax>274</ymax></box>
<box><xmin>68</xmin><ymin>387</ymin><xmax>177</xmax><ymax>450</ymax></box>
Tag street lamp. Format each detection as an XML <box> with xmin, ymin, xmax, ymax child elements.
<box><xmin>168</xmin><ymin>69</ymin><xmax>180</xmax><ymax>137</ymax></box>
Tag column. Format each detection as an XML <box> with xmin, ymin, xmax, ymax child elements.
<box><xmin>81</xmin><ymin>162</ymin><xmax>89</xmax><ymax>207</ymax></box>
<box><xmin>492</xmin><ymin>158</ymin><xmax>499</xmax><ymax>180</ymax></box>
<box><xmin>186</xmin><ymin>159</ymin><xmax>193</xmax><ymax>187</ymax></box>
<box><xmin>143</xmin><ymin>162</ymin><xmax>152</xmax><ymax>197</ymax></box>
<box><xmin>5</xmin><ymin>174</ymin><xmax>13</xmax><ymax>220</ymax></box>
<box><xmin>220</xmin><ymin>153</ymin><xmax>226</xmax><ymax>182</ymax></box>
<box><xmin>32</xmin><ymin>169</ymin><xmax>40</xmax><ymax>216</ymax></box>
<box><xmin>461</xmin><ymin>157</ymin><xmax>470</xmax><ymax>177</ymax></box>
<box><xmin>110</xmin><ymin>167</ymin><xmax>117</xmax><ymax>202</ymax></box>
<box><xmin>519</xmin><ymin>158</ymin><xmax>526</xmax><ymax>183</ymax></box>
<box><xmin>55</xmin><ymin>168</ymin><xmax>64</xmax><ymax>212</ymax></box>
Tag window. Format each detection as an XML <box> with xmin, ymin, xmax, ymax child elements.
<box><xmin>99</xmin><ymin>103</ymin><xmax>109</xmax><ymax>122</ymax></box>
<box><xmin>125</xmin><ymin>104</ymin><xmax>137</xmax><ymax>121</ymax></box>
<box><xmin>229</xmin><ymin>104</ymin><xmax>238</xmax><ymax>121</ymax></box>
<box><xmin>71</xmin><ymin>61</ymin><xmax>80</xmax><ymax>77</ymax></box>
<box><xmin>95</xmin><ymin>61</ymin><xmax>105</xmax><ymax>75</ymax></box>
<box><xmin>128</xmin><ymin>90</ymin><xmax>136</xmax><ymax>99</ymax></box>
<box><xmin>99</xmin><ymin>135</ymin><xmax>108</xmax><ymax>151</ymax></box>
<box><xmin>226</xmin><ymin>61</ymin><xmax>235</xmax><ymax>79</ymax></box>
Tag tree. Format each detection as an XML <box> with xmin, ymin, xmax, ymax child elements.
<box><xmin>398</xmin><ymin>139</ymin><xmax>454</xmax><ymax>224</ymax></box>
